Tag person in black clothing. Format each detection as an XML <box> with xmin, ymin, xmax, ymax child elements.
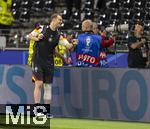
<box><xmin>65</xmin><ymin>0</ymin><xmax>81</xmax><ymax>16</ymax></box>
<box><xmin>96</xmin><ymin>0</ymin><xmax>106</xmax><ymax>11</ymax></box>
<box><xmin>128</xmin><ymin>22</ymin><xmax>149</xmax><ymax>68</ymax></box>
<box><xmin>29</xmin><ymin>13</ymin><xmax>77</xmax><ymax>117</ymax></box>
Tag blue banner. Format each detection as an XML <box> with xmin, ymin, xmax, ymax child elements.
<box><xmin>0</xmin><ymin>50</ymin><xmax>128</xmax><ymax>67</ymax></box>
<box><xmin>51</xmin><ymin>67</ymin><xmax>150</xmax><ymax>122</ymax></box>
<box><xmin>1</xmin><ymin>65</ymin><xmax>149</xmax><ymax>122</ymax></box>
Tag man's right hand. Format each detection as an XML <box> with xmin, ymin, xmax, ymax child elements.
<box><xmin>72</xmin><ymin>39</ymin><xmax>78</xmax><ymax>46</ymax></box>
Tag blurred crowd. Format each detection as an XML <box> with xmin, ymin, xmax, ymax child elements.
<box><xmin>27</xmin><ymin>19</ymin><xmax>150</xmax><ymax>68</ymax></box>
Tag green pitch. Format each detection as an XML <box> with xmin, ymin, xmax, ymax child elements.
<box><xmin>50</xmin><ymin>118</ymin><xmax>150</xmax><ymax>129</ymax></box>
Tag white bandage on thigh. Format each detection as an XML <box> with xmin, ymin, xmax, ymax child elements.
<box><xmin>44</xmin><ymin>83</ymin><xmax>52</xmax><ymax>104</ymax></box>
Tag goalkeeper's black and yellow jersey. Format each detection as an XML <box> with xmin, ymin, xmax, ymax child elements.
<box><xmin>27</xmin><ymin>27</ymin><xmax>43</xmax><ymax>66</ymax></box>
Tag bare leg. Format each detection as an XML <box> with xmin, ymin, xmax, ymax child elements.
<box><xmin>34</xmin><ymin>80</ymin><xmax>43</xmax><ymax>103</ymax></box>
<box><xmin>44</xmin><ymin>83</ymin><xmax>52</xmax><ymax>104</ymax></box>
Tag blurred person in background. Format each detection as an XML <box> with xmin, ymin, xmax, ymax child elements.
<box><xmin>94</xmin><ymin>0</ymin><xmax>106</xmax><ymax>11</ymax></box>
<box><xmin>92</xmin><ymin>22</ymin><xmax>115</xmax><ymax>67</ymax></box>
<box><xmin>0</xmin><ymin>0</ymin><xmax>14</xmax><ymax>43</ymax></box>
<box><xmin>28</xmin><ymin>13</ymin><xmax>78</xmax><ymax>118</ymax></box>
<box><xmin>65</xmin><ymin>0</ymin><xmax>81</xmax><ymax>17</ymax></box>
<box><xmin>128</xmin><ymin>21</ymin><xmax>149</xmax><ymax>68</ymax></box>
<box><xmin>147</xmin><ymin>50</ymin><xmax>150</xmax><ymax>68</ymax></box>
<box><xmin>54</xmin><ymin>32</ymin><xmax>73</xmax><ymax>66</ymax></box>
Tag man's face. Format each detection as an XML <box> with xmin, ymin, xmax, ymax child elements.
<box><xmin>54</xmin><ymin>15</ymin><xmax>63</xmax><ymax>28</ymax></box>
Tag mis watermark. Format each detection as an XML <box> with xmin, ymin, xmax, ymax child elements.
<box><xmin>4</xmin><ymin>104</ymin><xmax>50</xmax><ymax>127</ymax></box>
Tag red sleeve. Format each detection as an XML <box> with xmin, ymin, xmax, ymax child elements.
<box><xmin>101</xmin><ymin>35</ymin><xmax>114</xmax><ymax>47</ymax></box>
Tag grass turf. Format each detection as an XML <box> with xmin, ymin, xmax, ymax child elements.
<box><xmin>50</xmin><ymin>118</ymin><xmax>150</xmax><ymax>129</ymax></box>
<box><xmin>0</xmin><ymin>116</ymin><xmax>150</xmax><ymax>129</ymax></box>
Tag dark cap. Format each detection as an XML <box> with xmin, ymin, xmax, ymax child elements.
<box><xmin>34</xmin><ymin>22</ymin><xmax>41</xmax><ymax>29</ymax></box>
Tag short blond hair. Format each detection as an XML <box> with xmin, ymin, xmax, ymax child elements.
<box><xmin>82</xmin><ymin>19</ymin><xmax>93</xmax><ymax>31</ymax></box>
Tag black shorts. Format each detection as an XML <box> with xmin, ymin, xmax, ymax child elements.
<box><xmin>31</xmin><ymin>63</ymin><xmax>54</xmax><ymax>84</ymax></box>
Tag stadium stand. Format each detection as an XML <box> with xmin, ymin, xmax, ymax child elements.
<box><xmin>0</xmin><ymin>0</ymin><xmax>149</xmax><ymax>51</ymax></box>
